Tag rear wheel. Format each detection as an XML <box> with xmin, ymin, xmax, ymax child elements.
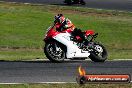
<box><xmin>89</xmin><ymin>43</ymin><xmax>108</xmax><ymax>62</ymax></box>
<box><xmin>44</xmin><ymin>41</ymin><xmax>66</xmax><ymax>63</ymax></box>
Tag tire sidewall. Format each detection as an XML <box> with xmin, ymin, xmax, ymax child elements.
<box><xmin>89</xmin><ymin>43</ymin><xmax>108</xmax><ymax>62</ymax></box>
<box><xmin>44</xmin><ymin>41</ymin><xmax>65</xmax><ymax>63</ymax></box>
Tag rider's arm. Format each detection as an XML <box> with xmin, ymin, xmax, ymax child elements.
<box><xmin>63</xmin><ymin>19</ymin><xmax>74</xmax><ymax>29</ymax></box>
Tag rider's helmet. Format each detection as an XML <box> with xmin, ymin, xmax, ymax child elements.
<box><xmin>54</xmin><ymin>14</ymin><xmax>65</xmax><ymax>24</ymax></box>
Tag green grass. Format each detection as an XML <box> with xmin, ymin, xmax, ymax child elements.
<box><xmin>0</xmin><ymin>3</ymin><xmax>53</xmax><ymax>48</ymax></box>
<box><xmin>0</xmin><ymin>2</ymin><xmax>132</xmax><ymax>60</ymax></box>
<box><xmin>109</xmin><ymin>49</ymin><xmax>132</xmax><ymax>59</ymax></box>
<box><xmin>0</xmin><ymin>49</ymin><xmax>45</xmax><ymax>61</ymax></box>
<box><xmin>0</xmin><ymin>83</ymin><xmax>132</xmax><ymax>88</ymax></box>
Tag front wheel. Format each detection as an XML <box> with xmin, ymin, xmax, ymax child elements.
<box><xmin>44</xmin><ymin>41</ymin><xmax>66</xmax><ymax>63</ymax></box>
<box><xmin>89</xmin><ymin>43</ymin><xmax>108</xmax><ymax>62</ymax></box>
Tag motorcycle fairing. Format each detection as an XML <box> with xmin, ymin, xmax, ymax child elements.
<box><xmin>53</xmin><ymin>32</ymin><xmax>90</xmax><ymax>58</ymax></box>
<box><xmin>44</xmin><ymin>26</ymin><xmax>60</xmax><ymax>41</ymax></box>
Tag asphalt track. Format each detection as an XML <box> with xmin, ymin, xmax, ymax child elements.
<box><xmin>1</xmin><ymin>0</ymin><xmax>132</xmax><ymax>11</ymax></box>
<box><xmin>0</xmin><ymin>60</ymin><xmax>132</xmax><ymax>83</ymax></box>
<box><xmin>0</xmin><ymin>0</ymin><xmax>132</xmax><ymax>84</ymax></box>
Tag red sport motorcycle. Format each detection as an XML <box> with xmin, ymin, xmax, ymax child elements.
<box><xmin>43</xmin><ymin>22</ymin><xmax>108</xmax><ymax>63</ymax></box>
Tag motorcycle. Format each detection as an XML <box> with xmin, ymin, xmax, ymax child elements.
<box><xmin>64</xmin><ymin>0</ymin><xmax>86</xmax><ymax>5</ymax></box>
<box><xmin>43</xmin><ymin>23</ymin><xmax>108</xmax><ymax>63</ymax></box>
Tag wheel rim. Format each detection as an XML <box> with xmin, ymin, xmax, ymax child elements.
<box><xmin>47</xmin><ymin>43</ymin><xmax>65</xmax><ymax>61</ymax></box>
<box><xmin>94</xmin><ymin>45</ymin><xmax>104</xmax><ymax>58</ymax></box>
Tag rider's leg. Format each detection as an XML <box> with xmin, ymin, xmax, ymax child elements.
<box><xmin>72</xmin><ymin>28</ymin><xmax>86</xmax><ymax>41</ymax></box>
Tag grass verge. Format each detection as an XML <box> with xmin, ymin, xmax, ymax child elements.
<box><xmin>0</xmin><ymin>49</ymin><xmax>45</xmax><ymax>61</ymax></box>
<box><xmin>0</xmin><ymin>2</ymin><xmax>132</xmax><ymax>60</ymax></box>
<box><xmin>0</xmin><ymin>83</ymin><xmax>132</xmax><ymax>88</ymax></box>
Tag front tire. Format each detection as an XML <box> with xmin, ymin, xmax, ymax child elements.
<box><xmin>89</xmin><ymin>43</ymin><xmax>108</xmax><ymax>62</ymax></box>
<box><xmin>44</xmin><ymin>41</ymin><xmax>66</xmax><ymax>63</ymax></box>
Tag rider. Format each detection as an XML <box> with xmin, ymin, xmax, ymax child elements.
<box><xmin>54</xmin><ymin>14</ymin><xmax>86</xmax><ymax>42</ymax></box>
<box><xmin>54</xmin><ymin>14</ymin><xmax>75</xmax><ymax>32</ymax></box>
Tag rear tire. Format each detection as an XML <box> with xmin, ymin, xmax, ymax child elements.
<box><xmin>89</xmin><ymin>43</ymin><xmax>108</xmax><ymax>62</ymax></box>
<box><xmin>44</xmin><ymin>41</ymin><xmax>66</xmax><ymax>63</ymax></box>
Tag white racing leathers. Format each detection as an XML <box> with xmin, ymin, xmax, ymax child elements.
<box><xmin>53</xmin><ymin>32</ymin><xmax>90</xmax><ymax>58</ymax></box>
